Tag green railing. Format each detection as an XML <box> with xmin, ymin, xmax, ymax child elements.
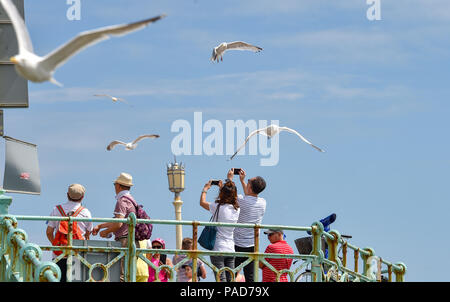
<box><xmin>0</xmin><ymin>191</ymin><xmax>406</xmax><ymax>282</ymax></box>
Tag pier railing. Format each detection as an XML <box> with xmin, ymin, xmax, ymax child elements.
<box><xmin>0</xmin><ymin>191</ymin><xmax>406</xmax><ymax>282</ymax></box>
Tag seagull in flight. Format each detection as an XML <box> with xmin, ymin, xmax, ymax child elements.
<box><xmin>0</xmin><ymin>0</ymin><xmax>166</xmax><ymax>86</ymax></box>
<box><xmin>107</xmin><ymin>134</ymin><xmax>160</xmax><ymax>151</ymax></box>
<box><xmin>94</xmin><ymin>94</ymin><xmax>130</xmax><ymax>105</ymax></box>
<box><xmin>211</xmin><ymin>41</ymin><xmax>262</xmax><ymax>63</ymax></box>
<box><xmin>230</xmin><ymin>124</ymin><xmax>324</xmax><ymax>160</ymax></box>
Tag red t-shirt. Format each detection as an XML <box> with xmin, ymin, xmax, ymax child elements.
<box><xmin>262</xmin><ymin>240</ymin><xmax>294</xmax><ymax>282</ymax></box>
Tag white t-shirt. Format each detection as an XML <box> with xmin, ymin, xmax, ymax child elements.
<box><xmin>233</xmin><ymin>194</ymin><xmax>266</xmax><ymax>247</ymax></box>
<box><xmin>47</xmin><ymin>201</ymin><xmax>93</xmax><ymax>235</ymax></box>
<box><xmin>209</xmin><ymin>203</ymin><xmax>240</xmax><ymax>252</ymax></box>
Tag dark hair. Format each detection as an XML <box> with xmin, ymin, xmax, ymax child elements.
<box><xmin>182</xmin><ymin>238</ymin><xmax>193</xmax><ymax>250</ymax></box>
<box><xmin>216</xmin><ymin>180</ymin><xmax>239</xmax><ymax>210</ymax></box>
<box><xmin>250</xmin><ymin>176</ymin><xmax>266</xmax><ymax>195</ymax></box>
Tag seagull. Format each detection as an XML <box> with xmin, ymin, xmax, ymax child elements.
<box><xmin>210</xmin><ymin>41</ymin><xmax>262</xmax><ymax>62</ymax></box>
<box><xmin>106</xmin><ymin>134</ymin><xmax>160</xmax><ymax>151</ymax></box>
<box><xmin>94</xmin><ymin>94</ymin><xmax>130</xmax><ymax>105</ymax></box>
<box><xmin>0</xmin><ymin>0</ymin><xmax>166</xmax><ymax>86</ymax></box>
<box><xmin>229</xmin><ymin>124</ymin><xmax>324</xmax><ymax>160</ymax></box>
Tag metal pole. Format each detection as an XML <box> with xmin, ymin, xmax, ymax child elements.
<box><xmin>173</xmin><ymin>193</ymin><xmax>183</xmax><ymax>250</ymax></box>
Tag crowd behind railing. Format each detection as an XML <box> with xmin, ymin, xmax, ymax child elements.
<box><xmin>0</xmin><ymin>168</ymin><xmax>407</xmax><ymax>282</ymax></box>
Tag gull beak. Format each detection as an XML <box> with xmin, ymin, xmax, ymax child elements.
<box><xmin>10</xmin><ymin>57</ymin><xmax>18</xmax><ymax>64</ymax></box>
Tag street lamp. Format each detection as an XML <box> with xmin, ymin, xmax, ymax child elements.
<box><xmin>166</xmin><ymin>157</ymin><xmax>185</xmax><ymax>250</ymax></box>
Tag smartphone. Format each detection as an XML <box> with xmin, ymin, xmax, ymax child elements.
<box><xmin>160</xmin><ymin>253</ymin><xmax>167</xmax><ymax>265</ymax></box>
<box><xmin>211</xmin><ymin>180</ymin><xmax>220</xmax><ymax>186</ymax></box>
<box><xmin>233</xmin><ymin>168</ymin><xmax>242</xmax><ymax>175</ymax></box>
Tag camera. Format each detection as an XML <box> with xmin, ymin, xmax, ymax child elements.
<box><xmin>233</xmin><ymin>168</ymin><xmax>242</xmax><ymax>175</ymax></box>
<box><xmin>211</xmin><ymin>180</ymin><xmax>220</xmax><ymax>186</ymax></box>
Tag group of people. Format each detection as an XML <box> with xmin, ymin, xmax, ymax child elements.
<box><xmin>200</xmin><ymin>168</ymin><xmax>294</xmax><ymax>282</ymax></box>
<box><xmin>45</xmin><ymin>169</ymin><xmax>294</xmax><ymax>282</ymax></box>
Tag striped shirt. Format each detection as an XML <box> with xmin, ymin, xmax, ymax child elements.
<box><xmin>233</xmin><ymin>194</ymin><xmax>266</xmax><ymax>247</ymax></box>
<box><xmin>262</xmin><ymin>240</ymin><xmax>294</xmax><ymax>282</ymax></box>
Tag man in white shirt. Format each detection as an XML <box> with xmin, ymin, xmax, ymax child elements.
<box><xmin>46</xmin><ymin>183</ymin><xmax>93</xmax><ymax>282</ymax></box>
<box><xmin>227</xmin><ymin>168</ymin><xmax>266</xmax><ymax>282</ymax></box>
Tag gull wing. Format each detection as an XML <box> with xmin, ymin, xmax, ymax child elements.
<box><xmin>226</xmin><ymin>41</ymin><xmax>262</xmax><ymax>52</ymax></box>
<box><xmin>229</xmin><ymin>128</ymin><xmax>263</xmax><ymax>160</ymax></box>
<box><xmin>40</xmin><ymin>14</ymin><xmax>166</xmax><ymax>71</ymax></box>
<box><xmin>0</xmin><ymin>0</ymin><xmax>33</xmax><ymax>52</ymax></box>
<box><xmin>132</xmin><ymin>134</ymin><xmax>160</xmax><ymax>145</ymax></box>
<box><xmin>107</xmin><ymin>140</ymin><xmax>127</xmax><ymax>151</ymax></box>
<box><xmin>279</xmin><ymin>127</ymin><xmax>325</xmax><ymax>152</ymax></box>
<box><xmin>94</xmin><ymin>94</ymin><xmax>113</xmax><ymax>99</ymax></box>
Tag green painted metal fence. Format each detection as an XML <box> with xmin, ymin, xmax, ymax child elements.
<box><xmin>0</xmin><ymin>190</ymin><xmax>406</xmax><ymax>282</ymax></box>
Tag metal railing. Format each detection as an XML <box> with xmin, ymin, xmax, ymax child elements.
<box><xmin>0</xmin><ymin>191</ymin><xmax>406</xmax><ymax>282</ymax></box>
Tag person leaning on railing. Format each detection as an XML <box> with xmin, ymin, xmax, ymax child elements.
<box><xmin>200</xmin><ymin>179</ymin><xmax>240</xmax><ymax>282</ymax></box>
<box><xmin>91</xmin><ymin>172</ymin><xmax>140</xmax><ymax>282</ymax></box>
<box><xmin>45</xmin><ymin>183</ymin><xmax>93</xmax><ymax>282</ymax></box>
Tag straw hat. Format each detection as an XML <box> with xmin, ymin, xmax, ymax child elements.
<box><xmin>68</xmin><ymin>183</ymin><xmax>85</xmax><ymax>200</ymax></box>
<box><xmin>114</xmin><ymin>172</ymin><xmax>133</xmax><ymax>187</ymax></box>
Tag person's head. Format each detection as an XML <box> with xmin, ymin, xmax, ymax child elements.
<box><xmin>216</xmin><ymin>180</ymin><xmax>239</xmax><ymax>210</ymax></box>
<box><xmin>67</xmin><ymin>184</ymin><xmax>85</xmax><ymax>202</ymax></box>
<box><xmin>151</xmin><ymin>238</ymin><xmax>166</xmax><ymax>257</ymax></box>
<box><xmin>247</xmin><ymin>176</ymin><xmax>266</xmax><ymax>196</ymax></box>
<box><xmin>264</xmin><ymin>229</ymin><xmax>283</xmax><ymax>244</ymax></box>
<box><xmin>113</xmin><ymin>172</ymin><xmax>133</xmax><ymax>194</ymax></box>
<box><xmin>182</xmin><ymin>237</ymin><xmax>193</xmax><ymax>250</ymax></box>
<box><xmin>182</xmin><ymin>264</ymin><xmax>193</xmax><ymax>279</ymax></box>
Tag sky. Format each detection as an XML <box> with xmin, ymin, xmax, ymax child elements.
<box><xmin>1</xmin><ymin>0</ymin><xmax>450</xmax><ymax>282</ymax></box>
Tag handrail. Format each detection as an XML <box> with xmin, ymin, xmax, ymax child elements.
<box><xmin>1</xmin><ymin>192</ymin><xmax>406</xmax><ymax>282</ymax></box>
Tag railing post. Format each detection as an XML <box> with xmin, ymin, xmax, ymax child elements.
<box><xmin>361</xmin><ymin>247</ymin><xmax>375</xmax><ymax>277</ymax></box>
<box><xmin>0</xmin><ymin>190</ymin><xmax>12</xmax><ymax>281</ymax></box>
<box><xmin>311</xmin><ymin>222</ymin><xmax>323</xmax><ymax>282</ymax></box>
<box><xmin>326</xmin><ymin>230</ymin><xmax>340</xmax><ymax>263</ymax></box>
<box><xmin>393</xmin><ymin>262</ymin><xmax>407</xmax><ymax>282</ymax></box>
<box><xmin>66</xmin><ymin>218</ymin><xmax>74</xmax><ymax>282</ymax></box>
<box><xmin>0</xmin><ymin>190</ymin><xmax>12</xmax><ymax>216</ymax></box>
<box><xmin>354</xmin><ymin>248</ymin><xmax>359</xmax><ymax>273</ymax></box>
<box><xmin>126</xmin><ymin>213</ymin><xmax>137</xmax><ymax>282</ymax></box>
<box><xmin>192</xmin><ymin>221</ymin><xmax>199</xmax><ymax>282</ymax></box>
<box><xmin>253</xmin><ymin>225</ymin><xmax>260</xmax><ymax>282</ymax></box>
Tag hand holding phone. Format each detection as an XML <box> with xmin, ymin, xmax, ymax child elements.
<box><xmin>160</xmin><ymin>253</ymin><xmax>167</xmax><ymax>265</ymax></box>
<box><xmin>233</xmin><ymin>168</ymin><xmax>242</xmax><ymax>175</ymax></box>
<box><xmin>211</xmin><ymin>180</ymin><xmax>220</xmax><ymax>186</ymax></box>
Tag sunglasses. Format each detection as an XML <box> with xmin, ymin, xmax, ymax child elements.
<box><xmin>152</xmin><ymin>245</ymin><xmax>163</xmax><ymax>249</ymax></box>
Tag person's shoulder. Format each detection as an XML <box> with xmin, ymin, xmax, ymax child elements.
<box><xmin>80</xmin><ymin>206</ymin><xmax>92</xmax><ymax>217</ymax></box>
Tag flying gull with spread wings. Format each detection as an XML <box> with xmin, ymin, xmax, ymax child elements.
<box><xmin>94</xmin><ymin>94</ymin><xmax>130</xmax><ymax>105</ymax></box>
<box><xmin>0</xmin><ymin>0</ymin><xmax>166</xmax><ymax>86</ymax></box>
<box><xmin>210</xmin><ymin>41</ymin><xmax>262</xmax><ymax>62</ymax></box>
<box><xmin>107</xmin><ymin>134</ymin><xmax>160</xmax><ymax>151</ymax></box>
<box><xmin>230</xmin><ymin>124</ymin><xmax>324</xmax><ymax>160</ymax></box>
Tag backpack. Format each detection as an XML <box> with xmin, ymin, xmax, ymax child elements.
<box><xmin>123</xmin><ymin>196</ymin><xmax>153</xmax><ymax>241</ymax></box>
<box><xmin>51</xmin><ymin>205</ymin><xmax>85</xmax><ymax>256</ymax></box>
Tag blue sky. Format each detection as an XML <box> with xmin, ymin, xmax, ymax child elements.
<box><xmin>2</xmin><ymin>0</ymin><xmax>450</xmax><ymax>281</ymax></box>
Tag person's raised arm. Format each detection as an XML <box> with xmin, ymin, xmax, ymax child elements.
<box><xmin>227</xmin><ymin>168</ymin><xmax>234</xmax><ymax>182</ymax></box>
<box><xmin>239</xmin><ymin>169</ymin><xmax>249</xmax><ymax>195</ymax></box>
<box><xmin>200</xmin><ymin>181</ymin><xmax>212</xmax><ymax>211</ymax></box>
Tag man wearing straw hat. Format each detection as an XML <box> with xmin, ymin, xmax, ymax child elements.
<box><xmin>92</xmin><ymin>172</ymin><xmax>141</xmax><ymax>281</ymax></box>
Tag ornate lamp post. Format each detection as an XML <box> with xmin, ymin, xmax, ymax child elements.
<box><xmin>166</xmin><ymin>158</ymin><xmax>185</xmax><ymax>250</ymax></box>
